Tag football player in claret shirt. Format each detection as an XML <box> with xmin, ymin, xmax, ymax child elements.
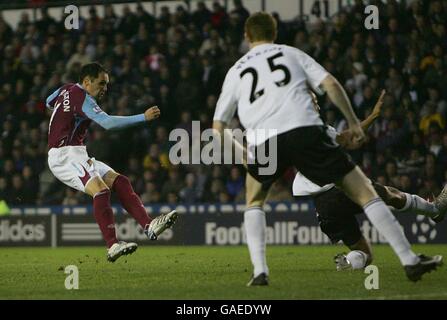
<box><xmin>46</xmin><ymin>62</ymin><xmax>178</xmax><ymax>262</ymax></box>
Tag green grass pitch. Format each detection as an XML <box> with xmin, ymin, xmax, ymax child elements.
<box><xmin>0</xmin><ymin>245</ymin><xmax>446</xmax><ymax>300</ymax></box>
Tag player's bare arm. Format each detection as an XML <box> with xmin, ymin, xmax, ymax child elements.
<box><xmin>212</xmin><ymin>120</ymin><xmax>227</xmax><ymax>149</ymax></box>
<box><xmin>336</xmin><ymin>89</ymin><xmax>386</xmax><ymax>150</ymax></box>
<box><xmin>69</xmin><ymin>65</ymin><xmax>159</xmax><ymax>132</ymax></box>
<box><xmin>321</xmin><ymin>74</ymin><xmax>364</xmax><ymax>144</ymax></box>
<box><xmin>212</xmin><ymin>120</ymin><xmax>248</xmax><ymax>167</ymax></box>
<box><xmin>359</xmin><ymin>89</ymin><xmax>385</xmax><ymax>132</ymax></box>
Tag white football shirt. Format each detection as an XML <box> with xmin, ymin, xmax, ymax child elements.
<box><xmin>213</xmin><ymin>43</ymin><xmax>328</xmax><ymax>146</ymax></box>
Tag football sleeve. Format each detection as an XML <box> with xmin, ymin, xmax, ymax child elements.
<box><xmin>45</xmin><ymin>87</ymin><xmax>61</xmax><ymax>110</ymax></box>
<box><xmin>213</xmin><ymin>68</ymin><xmax>238</xmax><ymax>124</ymax></box>
<box><xmin>299</xmin><ymin>51</ymin><xmax>329</xmax><ymax>94</ymax></box>
<box><xmin>81</xmin><ymin>94</ymin><xmax>146</xmax><ymax>130</ymax></box>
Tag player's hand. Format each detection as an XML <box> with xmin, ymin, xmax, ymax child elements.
<box><xmin>336</xmin><ymin>131</ymin><xmax>351</xmax><ymax>149</ymax></box>
<box><xmin>337</xmin><ymin>131</ymin><xmax>364</xmax><ymax>150</ymax></box>
<box><xmin>346</xmin><ymin>122</ymin><xmax>365</xmax><ymax>147</ymax></box>
<box><xmin>371</xmin><ymin>90</ymin><xmax>386</xmax><ymax>118</ymax></box>
<box><xmin>144</xmin><ymin>106</ymin><xmax>160</xmax><ymax>121</ymax></box>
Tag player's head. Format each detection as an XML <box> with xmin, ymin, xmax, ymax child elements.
<box><xmin>79</xmin><ymin>62</ymin><xmax>109</xmax><ymax>101</ymax></box>
<box><xmin>244</xmin><ymin>12</ymin><xmax>277</xmax><ymax>45</ymax></box>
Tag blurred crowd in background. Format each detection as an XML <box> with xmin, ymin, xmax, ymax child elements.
<box><xmin>0</xmin><ymin>0</ymin><xmax>447</xmax><ymax>206</ymax></box>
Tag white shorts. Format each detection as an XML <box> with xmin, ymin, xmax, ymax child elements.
<box><xmin>48</xmin><ymin>146</ymin><xmax>113</xmax><ymax>193</ymax></box>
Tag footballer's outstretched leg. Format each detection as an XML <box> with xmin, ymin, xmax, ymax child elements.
<box><xmin>373</xmin><ymin>183</ymin><xmax>440</xmax><ymax>220</ymax></box>
<box><xmin>46</xmin><ymin>63</ymin><xmax>166</xmax><ymax>262</ymax></box>
<box><xmin>106</xmin><ymin>171</ymin><xmax>152</xmax><ymax>228</ymax></box>
<box><xmin>103</xmin><ymin>170</ymin><xmax>179</xmax><ymax>241</ymax></box>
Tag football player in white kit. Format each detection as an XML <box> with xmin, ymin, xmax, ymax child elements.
<box><xmin>213</xmin><ymin>12</ymin><xmax>442</xmax><ymax>284</ymax></box>
<box><xmin>292</xmin><ymin>96</ymin><xmax>442</xmax><ymax>271</ymax></box>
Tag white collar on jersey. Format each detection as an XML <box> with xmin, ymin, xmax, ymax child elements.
<box><xmin>249</xmin><ymin>42</ymin><xmax>274</xmax><ymax>51</ymax></box>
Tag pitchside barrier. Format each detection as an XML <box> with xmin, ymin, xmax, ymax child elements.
<box><xmin>0</xmin><ymin>201</ymin><xmax>446</xmax><ymax>247</ymax></box>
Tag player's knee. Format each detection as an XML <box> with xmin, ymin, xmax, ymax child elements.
<box><xmin>118</xmin><ymin>174</ymin><xmax>130</xmax><ymax>184</ymax></box>
<box><xmin>96</xmin><ymin>187</ymin><xmax>110</xmax><ymax>196</ymax></box>
<box><xmin>246</xmin><ymin>199</ymin><xmax>264</xmax><ymax>208</ymax></box>
<box><xmin>340</xmin><ymin>168</ymin><xmax>378</xmax><ymax>206</ymax></box>
<box><xmin>115</xmin><ymin>174</ymin><xmax>133</xmax><ymax>190</ymax></box>
<box><xmin>350</xmin><ymin>187</ymin><xmax>378</xmax><ymax>208</ymax></box>
<box><xmin>359</xmin><ymin>185</ymin><xmax>379</xmax><ymax>206</ymax></box>
<box><xmin>86</xmin><ymin>177</ymin><xmax>110</xmax><ymax>197</ymax></box>
<box><xmin>103</xmin><ymin>170</ymin><xmax>121</xmax><ymax>188</ymax></box>
<box><xmin>110</xmin><ymin>174</ymin><xmax>137</xmax><ymax>197</ymax></box>
<box><xmin>97</xmin><ymin>178</ymin><xmax>109</xmax><ymax>190</ymax></box>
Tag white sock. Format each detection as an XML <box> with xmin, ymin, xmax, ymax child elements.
<box><xmin>406</xmin><ymin>193</ymin><xmax>439</xmax><ymax>218</ymax></box>
<box><xmin>244</xmin><ymin>207</ymin><xmax>269</xmax><ymax>276</ymax></box>
<box><xmin>363</xmin><ymin>198</ymin><xmax>419</xmax><ymax>266</ymax></box>
<box><xmin>346</xmin><ymin>250</ymin><xmax>369</xmax><ymax>269</ymax></box>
